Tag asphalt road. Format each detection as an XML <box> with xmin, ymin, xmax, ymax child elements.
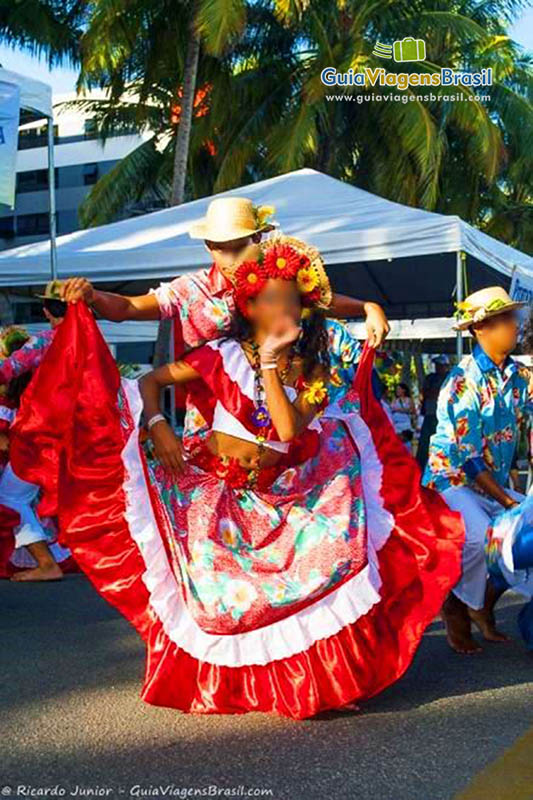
<box><xmin>1</xmin><ymin>576</ymin><xmax>533</xmax><ymax>800</ymax></box>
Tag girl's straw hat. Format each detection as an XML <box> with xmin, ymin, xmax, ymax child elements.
<box><xmin>188</xmin><ymin>198</ymin><xmax>276</xmax><ymax>242</ymax></box>
<box><xmin>454</xmin><ymin>286</ymin><xmax>526</xmax><ymax>330</ymax></box>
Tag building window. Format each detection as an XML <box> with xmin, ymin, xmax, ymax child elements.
<box><xmin>16</xmin><ymin>213</ymin><xmax>51</xmax><ymax>236</ymax></box>
<box><xmin>84</xmin><ymin>119</ymin><xmax>98</xmax><ymax>139</ymax></box>
<box><xmin>16</xmin><ymin>169</ymin><xmax>50</xmax><ymax>193</ymax></box>
<box><xmin>18</xmin><ymin>125</ymin><xmax>59</xmax><ymax>149</ymax></box>
<box><xmin>83</xmin><ymin>162</ymin><xmax>99</xmax><ymax>185</ymax></box>
<box><xmin>0</xmin><ymin>217</ymin><xmax>16</xmax><ymax>239</ymax></box>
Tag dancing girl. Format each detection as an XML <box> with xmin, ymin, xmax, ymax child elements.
<box><xmin>11</xmin><ymin>237</ymin><xmax>464</xmax><ymax>719</ymax></box>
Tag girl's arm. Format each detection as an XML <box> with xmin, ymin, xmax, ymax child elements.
<box><xmin>259</xmin><ymin>320</ymin><xmax>326</xmax><ymax>442</ymax></box>
<box><xmin>139</xmin><ymin>361</ymin><xmax>199</xmax><ymax>474</ymax></box>
<box><xmin>262</xmin><ymin>366</ymin><xmax>326</xmax><ymax>441</ymax></box>
<box><xmin>329</xmin><ymin>294</ymin><xmax>390</xmax><ymax>347</ymax></box>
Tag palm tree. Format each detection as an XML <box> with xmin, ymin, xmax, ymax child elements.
<box><xmin>77</xmin><ymin>0</ymin><xmax>247</xmax><ymax>207</ymax></box>
<box><xmin>0</xmin><ymin>0</ymin><xmax>84</xmax><ymax>65</ymax></box>
<box><xmin>4</xmin><ymin>0</ymin><xmax>530</xmax><ymax>253</ymax></box>
<box><xmin>73</xmin><ymin>0</ymin><xmax>308</xmax><ymax>224</ymax></box>
<box><xmin>239</xmin><ymin>0</ymin><xmax>531</xmax><ymax>221</ymax></box>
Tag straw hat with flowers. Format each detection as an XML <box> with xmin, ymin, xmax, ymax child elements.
<box><xmin>454</xmin><ymin>286</ymin><xmax>526</xmax><ymax>331</ymax></box>
<box><xmin>188</xmin><ymin>198</ymin><xmax>276</xmax><ymax>242</ymax></box>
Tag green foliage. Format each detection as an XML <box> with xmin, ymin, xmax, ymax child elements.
<box><xmin>1</xmin><ymin>0</ymin><xmax>532</xmax><ymax>251</ymax></box>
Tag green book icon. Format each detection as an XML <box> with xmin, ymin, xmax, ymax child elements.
<box><xmin>393</xmin><ymin>37</ymin><xmax>426</xmax><ymax>62</ymax></box>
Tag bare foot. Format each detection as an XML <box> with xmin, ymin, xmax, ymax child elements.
<box><xmin>468</xmin><ymin>579</ymin><xmax>510</xmax><ymax>643</ymax></box>
<box><xmin>441</xmin><ymin>593</ymin><xmax>483</xmax><ymax>654</ymax></box>
<box><xmin>469</xmin><ymin>608</ymin><xmax>510</xmax><ymax>642</ymax></box>
<box><xmin>11</xmin><ymin>563</ymin><xmax>63</xmax><ymax>582</ymax></box>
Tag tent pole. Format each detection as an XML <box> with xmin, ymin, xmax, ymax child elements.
<box><xmin>456</xmin><ymin>250</ymin><xmax>463</xmax><ymax>360</ymax></box>
<box><xmin>47</xmin><ymin>116</ymin><xmax>58</xmax><ymax>281</ymax></box>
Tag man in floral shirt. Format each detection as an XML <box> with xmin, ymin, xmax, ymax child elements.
<box><xmin>61</xmin><ymin>197</ymin><xmax>389</xmax><ymax>456</ymax></box>
<box><xmin>424</xmin><ymin>286</ymin><xmax>533</xmax><ymax>654</ymax></box>
<box><xmin>60</xmin><ymin>197</ymin><xmax>390</xmax><ymax>350</ymax></box>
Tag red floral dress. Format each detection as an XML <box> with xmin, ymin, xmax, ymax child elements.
<box><xmin>10</xmin><ymin>304</ymin><xmax>465</xmax><ymax>718</ymax></box>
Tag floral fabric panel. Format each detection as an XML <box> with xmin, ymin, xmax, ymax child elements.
<box><xmin>145</xmin><ymin>418</ymin><xmax>366</xmax><ymax>635</ymax></box>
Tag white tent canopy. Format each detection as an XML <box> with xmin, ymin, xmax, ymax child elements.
<box><xmin>0</xmin><ymin>169</ymin><xmax>531</xmax><ymax>318</ymax></box>
<box><xmin>24</xmin><ymin>316</ymin><xmax>459</xmax><ymax>346</ymax></box>
<box><xmin>0</xmin><ymin>68</ymin><xmax>52</xmax><ymax>120</ymax></box>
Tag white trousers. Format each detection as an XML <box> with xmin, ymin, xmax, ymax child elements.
<box><xmin>442</xmin><ymin>486</ymin><xmax>524</xmax><ymax>610</ymax></box>
<box><xmin>0</xmin><ymin>463</ymin><xmax>46</xmax><ymax>548</ymax></box>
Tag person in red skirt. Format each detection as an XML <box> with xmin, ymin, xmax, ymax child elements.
<box><xmin>11</xmin><ymin>238</ymin><xmax>464</xmax><ymax>718</ymax></box>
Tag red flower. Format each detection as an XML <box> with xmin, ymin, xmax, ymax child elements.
<box><xmin>263</xmin><ymin>244</ymin><xmax>300</xmax><ymax>280</ymax></box>
<box><xmin>224</xmin><ymin>459</ymin><xmax>251</xmax><ymax>489</ymax></box>
<box><xmin>301</xmin><ymin>286</ymin><xmax>322</xmax><ymax>307</ymax></box>
<box><xmin>234</xmin><ymin>260</ymin><xmax>267</xmax><ymax>314</ymax></box>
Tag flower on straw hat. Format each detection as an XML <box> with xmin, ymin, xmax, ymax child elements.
<box><xmin>234</xmin><ymin>259</ymin><xmax>268</xmax><ymax>314</ymax></box>
<box><xmin>253</xmin><ymin>205</ymin><xmax>276</xmax><ymax>229</ymax></box>
<box><xmin>261</xmin><ymin>234</ymin><xmax>332</xmax><ymax>310</ymax></box>
<box><xmin>263</xmin><ymin>243</ymin><xmax>301</xmax><ymax>280</ymax></box>
<box><xmin>297</xmin><ymin>266</ymin><xmax>322</xmax><ymax>306</ymax></box>
<box><xmin>36</xmin><ymin>279</ymin><xmax>65</xmax><ymax>300</ymax></box>
<box><xmin>453</xmin><ymin>286</ymin><xmax>526</xmax><ymax>331</ymax></box>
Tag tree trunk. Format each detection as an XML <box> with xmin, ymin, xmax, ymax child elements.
<box><xmin>401</xmin><ymin>350</ymin><xmax>412</xmax><ymax>386</ymax></box>
<box><xmin>154</xmin><ymin>28</ymin><xmax>200</xmax><ymax>375</ymax></box>
<box><xmin>413</xmin><ymin>350</ymin><xmax>425</xmax><ymax>398</ymax></box>
<box><xmin>170</xmin><ymin>29</ymin><xmax>201</xmax><ymax>206</ymax></box>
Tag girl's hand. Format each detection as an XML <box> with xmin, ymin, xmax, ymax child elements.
<box><xmin>260</xmin><ymin>316</ymin><xmax>301</xmax><ymax>361</ymax></box>
<box><xmin>364</xmin><ymin>302</ymin><xmax>390</xmax><ymax>348</ymax></box>
<box><xmin>150</xmin><ymin>420</ymin><xmax>185</xmax><ymax>474</ymax></box>
<box><xmin>61</xmin><ymin>277</ymin><xmax>96</xmax><ymax>304</ymax></box>
<box><xmin>0</xmin><ymin>433</ymin><xmax>9</xmax><ymax>452</ymax></box>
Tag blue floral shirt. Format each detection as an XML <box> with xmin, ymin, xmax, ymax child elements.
<box><xmin>423</xmin><ymin>344</ymin><xmax>532</xmax><ymax>493</ymax></box>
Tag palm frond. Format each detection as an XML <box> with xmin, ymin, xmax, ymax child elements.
<box><xmin>78</xmin><ymin>136</ymin><xmax>164</xmax><ymax>227</ymax></box>
<box><xmin>195</xmin><ymin>0</ymin><xmax>247</xmax><ymax>55</ymax></box>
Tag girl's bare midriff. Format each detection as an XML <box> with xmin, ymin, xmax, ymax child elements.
<box><xmin>202</xmin><ymin>350</ymin><xmax>304</xmax><ymax>469</ymax></box>
<box><xmin>206</xmin><ymin>430</ymin><xmax>284</xmax><ymax>468</ymax></box>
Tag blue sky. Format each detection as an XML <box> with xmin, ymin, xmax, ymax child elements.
<box><xmin>1</xmin><ymin>8</ymin><xmax>533</xmax><ymax>95</ymax></box>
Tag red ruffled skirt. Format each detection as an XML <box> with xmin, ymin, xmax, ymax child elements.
<box><xmin>10</xmin><ymin>304</ymin><xmax>464</xmax><ymax>718</ymax></box>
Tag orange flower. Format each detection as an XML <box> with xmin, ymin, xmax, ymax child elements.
<box><xmin>296</xmin><ymin>266</ymin><xmax>322</xmax><ymax>306</ymax></box>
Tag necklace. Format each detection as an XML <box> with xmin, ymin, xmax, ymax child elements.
<box><xmin>248</xmin><ymin>341</ymin><xmax>295</xmax><ymax>426</ymax></box>
<box><xmin>246</xmin><ymin>341</ymin><xmax>295</xmax><ymax>485</ymax></box>
<box><xmin>249</xmin><ymin>341</ymin><xmax>272</xmax><ymax>429</ymax></box>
